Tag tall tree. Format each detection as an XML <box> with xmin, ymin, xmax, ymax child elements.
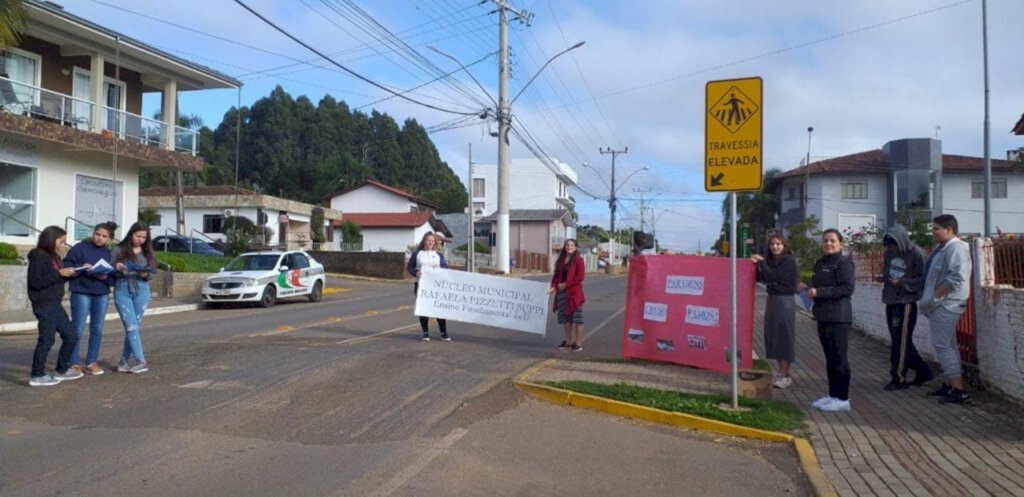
<box><xmin>0</xmin><ymin>0</ymin><xmax>27</xmax><ymax>48</ymax></box>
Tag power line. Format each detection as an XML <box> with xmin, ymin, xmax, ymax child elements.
<box><xmin>542</xmin><ymin>0</ymin><xmax>974</xmax><ymax>112</ymax></box>
<box><xmin>233</xmin><ymin>0</ymin><xmax>483</xmax><ymax>116</ymax></box>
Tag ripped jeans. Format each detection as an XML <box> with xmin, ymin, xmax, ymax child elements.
<box><xmin>114</xmin><ymin>279</ymin><xmax>149</xmax><ymax>363</ymax></box>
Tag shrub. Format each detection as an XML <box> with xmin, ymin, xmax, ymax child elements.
<box><xmin>0</xmin><ymin>242</ymin><xmax>18</xmax><ymax>260</ymax></box>
<box><xmin>456</xmin><ymin>241</ymin><xmax>490</xmax><ymax>254</ymax></box>
<box><xmin>155</xmin><ymin>252</ymin><xmax>231</xmax><ymax>273</ymax></box>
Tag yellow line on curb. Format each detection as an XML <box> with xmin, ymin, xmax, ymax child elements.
<box><xmin>513</xmin><ymin>380</ymin><xmax>837</xmax><ymax>497</ymax></box>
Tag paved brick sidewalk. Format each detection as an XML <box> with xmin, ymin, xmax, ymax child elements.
<box><xmin>754</xmin><ymin>292</ymin><xmax>1024</xmax><ymax>497</ymax></box>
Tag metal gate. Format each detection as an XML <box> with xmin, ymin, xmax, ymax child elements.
<box><xmin>956</xmin><ymin>262</ymin><xmax>978</xmax><ymax>365</ymax></box>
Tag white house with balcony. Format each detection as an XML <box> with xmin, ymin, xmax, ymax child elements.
<box><xmin>471</xmin><ymin>157</ymin><xmax>577</xmax><ymax>246</ymax></box>
<box><xmin>0</xmin><ymin>1</ymin><xmax>239</xmax><ymax>250</ymax></box>
<box><xmin>768</xmin><ymin>138</ymin><xmax>1024</xmax><ymax>237</ymax></box>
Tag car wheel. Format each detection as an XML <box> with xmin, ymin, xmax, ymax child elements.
<box><xmin>308</xmin><ymin>280</ymin><xmax>323</xmax><ymax>302</ymax></box>
<box><xmin>259</xmin><ymin>285</ymin><xmax>277</xmax><ymax>308</ymax></box>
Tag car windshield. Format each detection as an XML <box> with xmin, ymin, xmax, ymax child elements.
<box><xmin>223</xmin><ymin>254</ymin><xmax>280</xmax><ymax>272</ymax></box>
<box><xmin>191</xmin><ymin>240</ymin><xmax>217</xmax><ymax>251</ymax></box>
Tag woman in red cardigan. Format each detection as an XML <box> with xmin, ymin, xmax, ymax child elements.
<box><xmin>549</xmin><ymin>239</ymin><xmax>586</xmax><ymax>352</ymax></box>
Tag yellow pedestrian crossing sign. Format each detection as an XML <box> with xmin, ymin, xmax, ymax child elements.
<box><xmin>705</xmin><ymin>77</ymin><xmax>762</xmax><ymax>192</ymax></box>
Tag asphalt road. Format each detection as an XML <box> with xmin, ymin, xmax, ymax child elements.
<box><xmin>0</xmin><ymin>274</ymin><xmax>808</xmax><ymax>496</ymax></box>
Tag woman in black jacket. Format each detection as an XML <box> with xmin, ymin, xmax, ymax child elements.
<box><xmin>751</xmin><ymin>235</ymin><xmax>798</xmax><ymax>389</ymax></box>
<box><xmin>807</xmin><ymin>229</ymin><xmax>856</xmax><ymax>412</ymax></box>
<box><xmin>27</xmin><ymin>226</ymin><xmax>84</xmax><ymax>387</ymax></box>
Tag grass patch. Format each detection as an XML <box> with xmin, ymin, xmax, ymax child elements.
<box><xmin>543</xmin><ymin>380</ymin><xmax>805</xmax><ymax>433</ymax></box>
<box><xmin>156</xmin><ymin>252</ymin><xmax>232</xmax><ymax>273</ymax></box>
<box><xmin>0</xmin><ymin>258</ymin><xmax>22</xmax><ymax>265</ymax></box>
<box><xmin>753</xmin><ymin>358</ymin><xmax>771</xmax><ymax>371</ymax></box>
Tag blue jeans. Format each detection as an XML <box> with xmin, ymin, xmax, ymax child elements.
<box><xmin>70</xmin><ymin>292</ymin><xmax>109</xmax><ymax>366</ymax></box>
<box><xmin>114</xmin><ymin>280</ymin><xmax>149</xmax><ymax>363</ymax></box>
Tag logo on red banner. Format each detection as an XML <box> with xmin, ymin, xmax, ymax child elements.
<box><xmin>623</xmin><ymin>255</ymin><xmax>755</xmax><ymax>374</ymax></box>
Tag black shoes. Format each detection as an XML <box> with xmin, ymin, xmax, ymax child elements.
<box><xmin>558</xmin><ymin>341</ymin><xmax>569</xmax><ymax>350</ymax></box>
<box><xmin>884</xmin><ymin>380</ymin><xmax>909</xmax><ymax>391</ymax></box>
<box><xmin>928</xmin><ymin>384</ymin><xmax>952</xmax><ymax>398</ymax></box>
<box><xmin>940</xmin><ymin>388</ymin><xmax>971</xmax><ymax>405</ymax></box>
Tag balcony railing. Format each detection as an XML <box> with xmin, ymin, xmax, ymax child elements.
<box><xmin>103</xmin><ymin>107</ymin><xmax>198</xmax><ymax>155</ymax></box>
<box><xmin>0</xmin><ymin>76</ymin><xmax>198</xmax><ymax>156</ymax></box>
<box><xmin>0</xmin><ymin>76</ymin><xmax>93</xmax><ymax>129</ymax></box>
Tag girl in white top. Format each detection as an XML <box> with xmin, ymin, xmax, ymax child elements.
<box><xmin>407</xmin><ymin>232</ymin><xmax>449</xmax><ymax>341</ymax></box>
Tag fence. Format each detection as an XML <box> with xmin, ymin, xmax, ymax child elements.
<box><xmin>446</xmin><ymin>250</ymin><xmax>494</xmax><ymax>270</ymax></box>
<box><xmin>851</xmin><ymin>250</ymin><xmax>885</xmax><ymax>281</ymax></box>
<box><xmin>991</xmin><ymin>239</ymin><xmax>1024</xmax><ymax>288</ymax></box>
<box><xmin>511</xmin><ymin>249</ymin><xmax>550</xmax><ymax>272</ymax></box>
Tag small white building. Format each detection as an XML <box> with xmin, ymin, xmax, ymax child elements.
<box><xmin>338</xmin><ymin>212</ymin><xmax>450</xmax><ymax>253</ymax></box>
<box><xmin>0</xmin><ymin>1</ymin><xmax>239</xmax><ymax>250</ymax></box>
<box><xmin>140</xmin><ymin>186</ymin><xmax>342</xmax><ymax>250</ymax></box>
<box><xmin>326</xmin><ymin>179</ymin><xmax>438</xmax><ymax>214</ymax></box>
<box><xmin>769</xmin><ymin>138</ymin><xmax>1024</xmax><ymax>236</ymax></box>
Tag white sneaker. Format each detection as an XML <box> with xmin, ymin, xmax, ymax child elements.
<box><xmin>773</xmin><ymin>376</ymin><xmax>793</xmax><ymax>389</ymax></box>
<box><xmin>819</xmin><ymin>399</ymin><xmax>851</xmax><ymax>412</ymax></box>
<box><xmin>811</xmin><ymin>396</ymin><xmax>836</xmax><ymax>409</ymax></box>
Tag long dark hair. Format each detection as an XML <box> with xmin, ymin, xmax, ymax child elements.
<box><xmin>555</xmin><ymin>238</ymin><xmax>579</xmax><ymax>270</ymax></box>
<box><xmin>765</xmin><ymin>234</ymin><xmax>792</xmax><ymax>261</ymax></box>
<box><xmin>116</xmin><ymin>222</ymin><xmax>155</xmax><ymax>267</ymax></box>
<box><xmin>36</xmin><ymin>225</ymin><xmax>66</xmax><ymax>261</ymax></box>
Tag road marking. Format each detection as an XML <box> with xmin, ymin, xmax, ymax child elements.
<box><xmin>0</xmin><ymin>304</ymin><xmax>200</xmax><ymax>334</ymax></box>
<box><xmin>323</xmin><ymin>287</ymin><xmax>351</xmax><ymax>295</ymax></box>
<box><xmin>335</xmin><ymin>324</ymin><xmax>419</xmax><ymax>345</ymax></box>
<box><xmin>585</xmin><ymin>306</ymin><xmax>626</xmax><ymax>339</ymax></box>
<box><xmin>247</xmin><ymin>305</ymin><xmax>409</xmax><ymax>337</ymax></box>
<box><xmin>365</xmin><ymin>427</ymin><xmax>469</xmax><ymax>497</ymax></box>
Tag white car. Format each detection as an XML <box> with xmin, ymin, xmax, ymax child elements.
<box><xmin>202</xmin><ymin>251</ymin><xmax>326</xmax><ymax>308</ymax></box>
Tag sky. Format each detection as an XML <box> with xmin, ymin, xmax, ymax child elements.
<box><xmin>68</xmin><ymin>0</ymin><xmax>1024</xmax><ymax>253</ymax></box>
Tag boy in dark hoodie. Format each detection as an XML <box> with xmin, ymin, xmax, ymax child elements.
<box><xmin>878</xmin><ymin>224</ymin><xmax>933</xmax><ymax>390</ymax></box>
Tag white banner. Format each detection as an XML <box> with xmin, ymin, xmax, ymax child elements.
<box><xmin>415</xmin><ymin>268</ymin><xmax>551</xmax><ymax>335</ymax></box>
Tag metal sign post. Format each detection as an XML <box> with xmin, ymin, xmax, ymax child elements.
<box><xmin>705</xmin><ymin>77</ymin><xmax>763</xmax><ymax>410</ymax></box>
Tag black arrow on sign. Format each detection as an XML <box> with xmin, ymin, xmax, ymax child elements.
<box><xmin>710</xmin><ymin>172</ymin><xmax>725</xmax><ymax>187</ymax></box>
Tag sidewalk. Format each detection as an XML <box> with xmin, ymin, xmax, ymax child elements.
<box><xmin>758</xmin><ymin>293</ymin><xmax>1024</xmax><ymax>497</ymax></box>
<box><xmin>0</xmin><ymin>296</ymin><xmax>198</xmax><ymax>333</ymax></box>
<box><xmin>530</xmin><ymin>290</ymin><xmax>1024</xmax><ymax>497</ymax></box>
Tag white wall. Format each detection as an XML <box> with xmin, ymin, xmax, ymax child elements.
<box><xmin>473</xmin><ymin>158</ymin><xmax>576</xmax><ymax>216</ymax></box>
<box><xmin>941</xmin><ymin>174</ymin><xmax>1024</xmax><ymax>234</ymax></box>
<box><xmin>851</xmin><ymin>281</ymin><xmax>936</xmax><ymax>363</ymax></box>
<box><xmin>816</xmin><ymin>174</ymin><xmax>888</xmax><ymax>232</ymax></box>
<box><xmin>0</xmin><ymin>133</ymin><xmax>140</xmax><ymax>246</ymax></box>
<box><xmin>361</xmin><ymin>223</ymin><xmax>433</xmax><ymax>252</ymax></box>
<box><xmin>330</xmin><ymin>185</ymin><xmax>416</xmax><ymax>214</ymax></box>
<box><xmin>150</xmin><ymin>206</ymin><xmax>265</xmax><ymax>242</ymax></box>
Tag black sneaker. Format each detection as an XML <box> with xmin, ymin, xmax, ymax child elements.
<box><xmin>940</xmin><ymin>388</ymin><xmax>971</xmax><ymax>405</ymax></box>
<box><xmin>557</xmin><ymin>341</ymin><xmax>569</xmax><ymax>350</ymax></box>
<box><xmin>910</xmin><ymin>372</ymin><xmax>934</xmax><ymax>386</ymax></box>
<box><xmin>570</xmin><ymin>344</ymin><xmax>583</xmax><ymax>352</ymax></box>
<box><xmin>927</xmin><ymin>384</ymin><xmax>951</xmax><ymax>398</ymax></box>
<box><xmin>421</xmin><ymin>334</ymin><xmax>430</xmax><ymax>342</ymax></box>
<box><xmin>440</xmin><ymin>333</ymin><xmax>451</xmax><ymax>342</ymax></box>
<box><xmin>884</xmin><ymin>380</ymin><xmax>909</xmax><ymax>391</ymax></box>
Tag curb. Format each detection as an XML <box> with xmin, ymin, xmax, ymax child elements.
<box><xmin>513</xmin><ymin>363</ymin><xmax>837</xmax><ymax>497</ymax></box>
<box><xmin>0</xmin><ymin>304</ymin><xmax>199</xmax><ymax>334</ymax></box>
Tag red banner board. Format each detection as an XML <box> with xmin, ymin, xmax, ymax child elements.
<box><xmin>623</xmin><ymin>255</ymin><xmax>756</xmax><ymax>374</ymax></box>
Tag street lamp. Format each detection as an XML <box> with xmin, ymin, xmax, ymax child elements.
<box><xmin>495</xmin><ymin>37</ymin><xmax>586</xmax><ymax>274</ymax></box>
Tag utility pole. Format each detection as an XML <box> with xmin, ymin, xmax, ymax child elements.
<box><xmin>601</xmin><ymin>146</ymin><xmax>627</xmax><ymax>265</ymax></box>
<box><xmin>804</xmin><ymin>126</ymin><xmax>813</xmax><ymax>218</ymax></box>
<box><xmin>492</xmin><ymin>0</ymin><xmax>532</xmax><ymax>275</ymax></box>
<box><xmin>467</xmin><ymin>142</ymin><xmax>474</xmax><ymax>273</ymax></box>
<box><xmin>982</xmin><ymin>0</ymin><xmax>992</xmax><ymax>237</ymax></box>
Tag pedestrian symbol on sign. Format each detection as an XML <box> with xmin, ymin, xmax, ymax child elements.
<box><xmin>709</xmin><ymin>86</ymin><xmax>759</xmax><ymax>134</ymax></box>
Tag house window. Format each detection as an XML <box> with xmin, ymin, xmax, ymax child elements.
<box><xmin>203</xmin><ymin>214</ymin><xmax>224</xmax><ymax>234</ymax></box>
<box><xmin>472</xmin><ymin>202</ymin><xmax>485</xmax><ymax>214</ymax></box>
<box><xmin>786</xmin><ymin>186</ymin><xmax>796</xmax><ymax>200</ymax></box>
<box><xmin>971</xmin><ymin>178</ymin><xmax>1007</xmax><ymax>199</ymax></box>
<box><xmin>842</xmin><ymin>181</ymin><xmax>868</xmax><ymax>200</ymax></box>
<box><xmin>0</xmin><ymin>163</ymin><xmax>36</xmax><ymax>236</ymax></box>
<box><xmin>472</xmin><ymin>178</ymin><xmax>485</xmax><ymax>198</ymax></box>
<box><xmin>149</xmin><ymin>215</ymin><xmax>162</xmax><ymax>227</ymax></box>
<box><xmin>0</xmin><ymin>49</ymin><xmax>41</xmax><ymax>112</ymax></box>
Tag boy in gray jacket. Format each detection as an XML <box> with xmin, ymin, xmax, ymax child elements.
<box><xmin>879</xmin><ymin>224</ymin><xmax>932</xmax><ymax>390</ymax></box>
<box><xmin>920</xmin><ymin>214</ymin><xmax>972</xmax><ymax>404</ymax></box>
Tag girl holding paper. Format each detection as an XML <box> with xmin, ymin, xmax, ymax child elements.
<box><xmin>751</xmin><ymin>235</ymin><xmax>798</xmax><ymax>389</ymax></box>
<box><xmin>27</xmin><ymin>226</ymin><xmax>84</xmax><ymax>386</ymax></box>
<box><xmin>549</xmin><ymin>239</ymin><xmax>586</xmax><ymax>352</ymax></box>
<box><xmin>408</xmin><ymin>232</ymin><xmax>449</xmax><ymax>341</ymax></box>
<box><xmin>63</xmin><ymin>221</ymin><xmax>117</xmax><ymax>376</ymax></box>
<box><xmin>112</xmin><ymin>222</ymin><xmax>157</xmax><ymax>374</ymax></box>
